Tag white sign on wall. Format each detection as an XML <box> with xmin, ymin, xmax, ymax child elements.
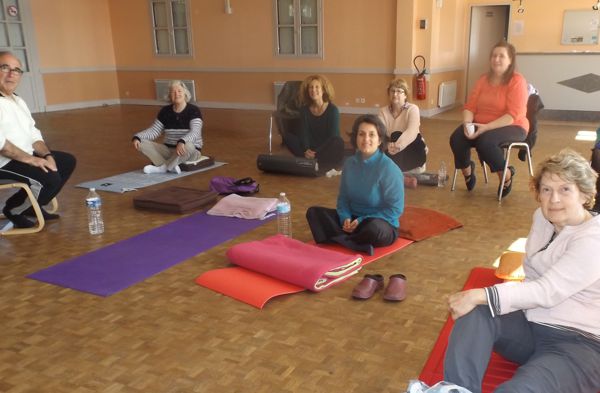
<box><xmin>561</xmin><ymin>10</ymin><xmax>599</xmax><ymax>45</ymax></box>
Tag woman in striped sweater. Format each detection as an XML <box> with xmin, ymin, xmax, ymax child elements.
<box><xmin>132</xmin><ymin>80</ymin><xmax>203</xmax><ymax>174</ymax></box>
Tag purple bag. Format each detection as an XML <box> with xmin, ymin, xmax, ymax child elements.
<box><xmin>209</xmin><ymin>176</ymin><xmax>259</xmax><ymax>196</ymax></box>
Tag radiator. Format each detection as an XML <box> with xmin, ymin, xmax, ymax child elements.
<box><xmin>273</xmin><ymin>81</ymin><xmax>285</xmax><ymax>105</ymax></box>
<box><xmin>154</xmin><ymin>79</ymin><xmax>196</xmax><ymax>102</ymax></box>
<box><xmin>438</xmin><ymin>80</ymin><xmax>457</xmax><ymax>108</ymax></box>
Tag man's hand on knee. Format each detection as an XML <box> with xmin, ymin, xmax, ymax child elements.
<box><xmin>27</xmin><ymin>155</ymin><xmax>56</xmax><ymax>173</ymax></box>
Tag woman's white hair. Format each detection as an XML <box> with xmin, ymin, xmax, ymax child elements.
<box><xmin>165</xmin><ymin>80</ymin><xmax>192</xmax><ymax>103</ymax></box>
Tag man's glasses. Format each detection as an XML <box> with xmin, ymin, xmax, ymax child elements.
<box><xmin>0</xmin><ymin>64</ymin><xmax>24</xmax><ymax>75</ymax></box>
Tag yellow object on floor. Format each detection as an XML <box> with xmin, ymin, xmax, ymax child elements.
<box><xmin>495</xmin><ymin>251</ymin><xmax>525</xmax><ymax>281</ymax></box>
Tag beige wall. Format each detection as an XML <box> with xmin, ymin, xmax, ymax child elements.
<box><xmin>110</xmin><ymin>0</ymin><xmax>396</xmax><ymax>69</ymax></box>
<box><xmin>31</xmin><ymin>0</ymin><xmax>119</xmax><ymax>106</ymax></box>
<box><xmin>463</xmin><ymin>0</ymin><xmax>600</xmax><ymax>53</ymax></box>
<box><xmin>110</xmin><ymin>0</ymin><xmax>398</xmax><ymax>111</ymax></box>
<box><xmin>510</xmin><ymin>0</ymin><xmax>600</xmax><ymax>52</ymax></box>
<box><xmin>44</xmin><ymin>72</ymin><xmax>120</xmax><ymax>105</ymax></box>
<box><xmin>31</xmin><ymin>0</ymin><xmax>116</xmax><ymax>68</ymax></box>
<box><xmin>28</xmin><ymin>0</ymin><xmax>600</xmax><ymax>113</ymax></box>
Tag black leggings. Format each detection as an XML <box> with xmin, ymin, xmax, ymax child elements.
<box><xmin>0</xmin><ymin>150</ymin><xmax>76</xmax><ymax>214</ymax></box>
<box><xmin>306</xmin><ymin>206</ymin><xmax>398</xmax><ymax>247</ymax></box>
<box><xmin>449</xmin><ymin>125</ymin><xmax>526</xmax><ymax>172</ymax></box>
<box><xmin>386</xmin><ymin>131</ymin><xmax>427</xmax><ymax>172</ymax></box>
<box><xmin>282</xmin><ymin>133</ymin><xmax>344</xmax><ymax>169</ymax></box>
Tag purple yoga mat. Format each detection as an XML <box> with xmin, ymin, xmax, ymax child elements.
<box><xmin>28</xmin><ymin>212</ymin><xmax>272</xmax><ymax>296</ymax></box>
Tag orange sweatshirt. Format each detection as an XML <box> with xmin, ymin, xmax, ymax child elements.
<box><xmin>464</xmin><ymin>72</ymin><xmax>529</xmax><ymax>133</ymax></box>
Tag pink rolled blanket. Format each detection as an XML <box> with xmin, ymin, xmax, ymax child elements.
<box><xmin>226</xmin><ymin>234</ymin><xmax>363</xmax><ymax>291</ymax></box>
<box><xmin>207</xmin><ymin>194</ymin><xmax>278</xmax><ymax>220</ymax></box>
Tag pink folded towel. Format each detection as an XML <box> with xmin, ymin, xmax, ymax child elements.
<box><xmin>226</xmin><ymin>235</ymin><xmax>363</xmax><ymax>291</ymax></box>
<box><xmin>207</xmin><ymin>194</ymin><xmax>278</xmax><ymax>220</ymax></box>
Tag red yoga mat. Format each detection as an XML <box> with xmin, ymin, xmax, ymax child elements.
<box><xmin>418</xmin><ymin>267</ymin><xmax>518</xmax><ymax>392</ymax></box>
<box><xmin>196</xmin><ymin>237</ymin><xmax>413</xmax><ymax>309</ymax></box>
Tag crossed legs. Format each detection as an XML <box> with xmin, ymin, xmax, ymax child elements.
<box><xmin>138</xmin><ymin>140</ymin><xmax>200</xmax><ymax>173</ymax></box>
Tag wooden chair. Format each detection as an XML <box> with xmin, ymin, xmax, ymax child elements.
<box><xmin>0</xmin><ymin>181</ymin><xmax>58</xmax><ymax>235</ymax></box>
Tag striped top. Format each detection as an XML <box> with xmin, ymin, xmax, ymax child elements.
<box><xmin>135</xmin><ymin>103</ymin><xmax>203</xmax><ymax>149</ymax></box>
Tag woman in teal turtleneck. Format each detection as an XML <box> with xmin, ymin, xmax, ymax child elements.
<box><xmin>306</xmin><ymin>114</ymin><xmax>404</xmax><ymax>255</ymax></box>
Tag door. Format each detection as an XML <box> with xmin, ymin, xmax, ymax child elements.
<box><xmin>0</xmin><ymin>0</ymin><xmax>45</xmax><ymax>112</ymax></box>
<box><xmin>466</xmin><ymin>5</ymin><xmax>509</xmax><ymax>99</ymax></box>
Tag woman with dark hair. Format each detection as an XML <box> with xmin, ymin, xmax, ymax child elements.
<box><xmin>449</xmin><ymin>41</ymin><xmax>529</xmax><ymax>198</ymax></box>
<box><xmin>444</xmin><ymin>149</ymin><xmax>600</xmax><ymax>393</ymax></box>
<box><xmin>378</xmin><ymin>78</ymin><xmax>428</xmax><ymax>173</ymax></box>
<box><xmin>132</xmin><ymin>80</ymin><xmax>203</xmax><ymax>174</ymax></box>
<box><xmin>305</xmin><ymin>114</ymin><xmax>404</xmax><ymax>256</ymax></box>
<box><xmin>281</xmin><ymin>74</ymin><xmax>344</xmax><ymax>169</ymax></box>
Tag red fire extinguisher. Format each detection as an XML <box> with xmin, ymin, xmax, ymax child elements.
<box><xmin>413</xmin><ymin>55</ymin><xmax>427</xmax><ymax>100</ymax></box>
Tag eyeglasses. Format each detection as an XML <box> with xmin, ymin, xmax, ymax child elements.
<box><xmin>0</xmin><ymin>64</ymin><xmax>24</xmax><ymax>75</ymax></box>
<box><xmin>390</xmin><ymin>88</ymin><xmax>405</xmax><ymax>95</ymax></box>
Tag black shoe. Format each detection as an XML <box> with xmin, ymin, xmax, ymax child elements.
<box><xmin>2</xmin><ymin>207</ymin><xmax>35</xmax><ymax>228</ymax></box>
<box><xmin>23</xmin><ymin>206</ymin><xmax>60</xmax><ymax>221</ymax></box>
<box><xmin>498</xmin><ymin>166</ymin><xmax>516</xmax><ymax>199</ymax></box>
<box><xmin>465</xmin><ymin>160</ymin><xmax>477</xmax><ymax>191</ymax></box>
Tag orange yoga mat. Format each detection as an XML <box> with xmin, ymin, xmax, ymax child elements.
<box><xmin>196</xmin><ymin>268</ymin><xmax>305</xmax><ymax>309</ymax></box>
<box><xmin>195</xmin><ymin>237</ymin><xmax>413</xmax><ymax>309</ymax></box>
<box><xmin>418</xmin><ymin>267</ymin><xmax>519</xmax><ymax>392</ymax></box>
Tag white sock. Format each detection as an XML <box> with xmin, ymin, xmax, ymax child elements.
<box><xmin>168</xmin><ymin>165</ymin><xmax>181</xmax><ymax>174</ymax></box>
<box><xmin>143</xmin><ymin>164</ymin><xmax>167</xmax><ymax>174</ymax></box>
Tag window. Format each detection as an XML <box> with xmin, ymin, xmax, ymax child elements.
<box><xmin>150</xmin><ymin>0</ymin><xmax>191</xmax><ymax>56</ymax></box>
<box><xmin>274</xmin><ymin>0</ymin><xmax>322</xmax><ymax>57</ymax></box>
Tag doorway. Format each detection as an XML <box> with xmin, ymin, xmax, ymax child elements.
<box><xmin>0</xmin><ymin>0</ymin><xmax>45</xmax><ymax>112</ymax></box>
<box><xmin>465</xmin><ymin>5</ymin><xmax>510</xmax><ymax>99</ymax></box>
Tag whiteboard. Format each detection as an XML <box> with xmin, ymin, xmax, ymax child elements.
<box><xmin>561</xmin><ymin>10</ymin><xmax>599</xmax><ymax>45</ymax></box>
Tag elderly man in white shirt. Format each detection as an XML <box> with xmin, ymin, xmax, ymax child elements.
<box><xmin>0</xmin><ymin>51</ymin><xmax>76</xmax><ymax>229</ymax></box>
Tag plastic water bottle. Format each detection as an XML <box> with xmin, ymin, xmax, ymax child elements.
<box><xmin>438</xmin><ymin>161</ymin><xmax>447</xmax><ymax>187</ymax></box>
<box><xmin>86</xmin><ymin>188</ymin><xmax>105</xmax><ymax>235</ymax></box>
<box><xmin>276</xmin><ymin>192</ymin><xmax>292</xmax><ymax>238</ymax></box>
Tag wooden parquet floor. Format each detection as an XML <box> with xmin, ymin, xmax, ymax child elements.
<box><xmin>0</xmin><ymin>105</ymin><xmax>594</xmax><ymax>393</ymax></box>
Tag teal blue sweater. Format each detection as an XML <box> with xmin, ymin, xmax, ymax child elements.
<box><xmin>336</xmin><ymin>150</ymin><xmax>404</xmax><ymax>228</ymax></box>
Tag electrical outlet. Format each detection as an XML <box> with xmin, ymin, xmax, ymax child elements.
<box><xmin>360</xmin><ymin>97</ymin><xmax>366</xmax><ymax>104</ymax></box>
<box><xmin>355</xmin><ymin>98</ymin><xmax>360</xmax><ymax>104</ymax></box>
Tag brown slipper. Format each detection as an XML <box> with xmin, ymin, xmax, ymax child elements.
<box><xmin>383</xmin><ymin>274</ymin><xmax>407</xmax><ymax>302</ymax></box>
<box><xmin>351</xmin><ymin>274</ymin><xmax>384</xmax><ymax>300</ymax></box>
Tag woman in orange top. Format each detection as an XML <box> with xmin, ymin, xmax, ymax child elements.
<box><xmin>449</xmin><ymin>41</ymin><xmax>529</xmax><ymax>198</ymax></box>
